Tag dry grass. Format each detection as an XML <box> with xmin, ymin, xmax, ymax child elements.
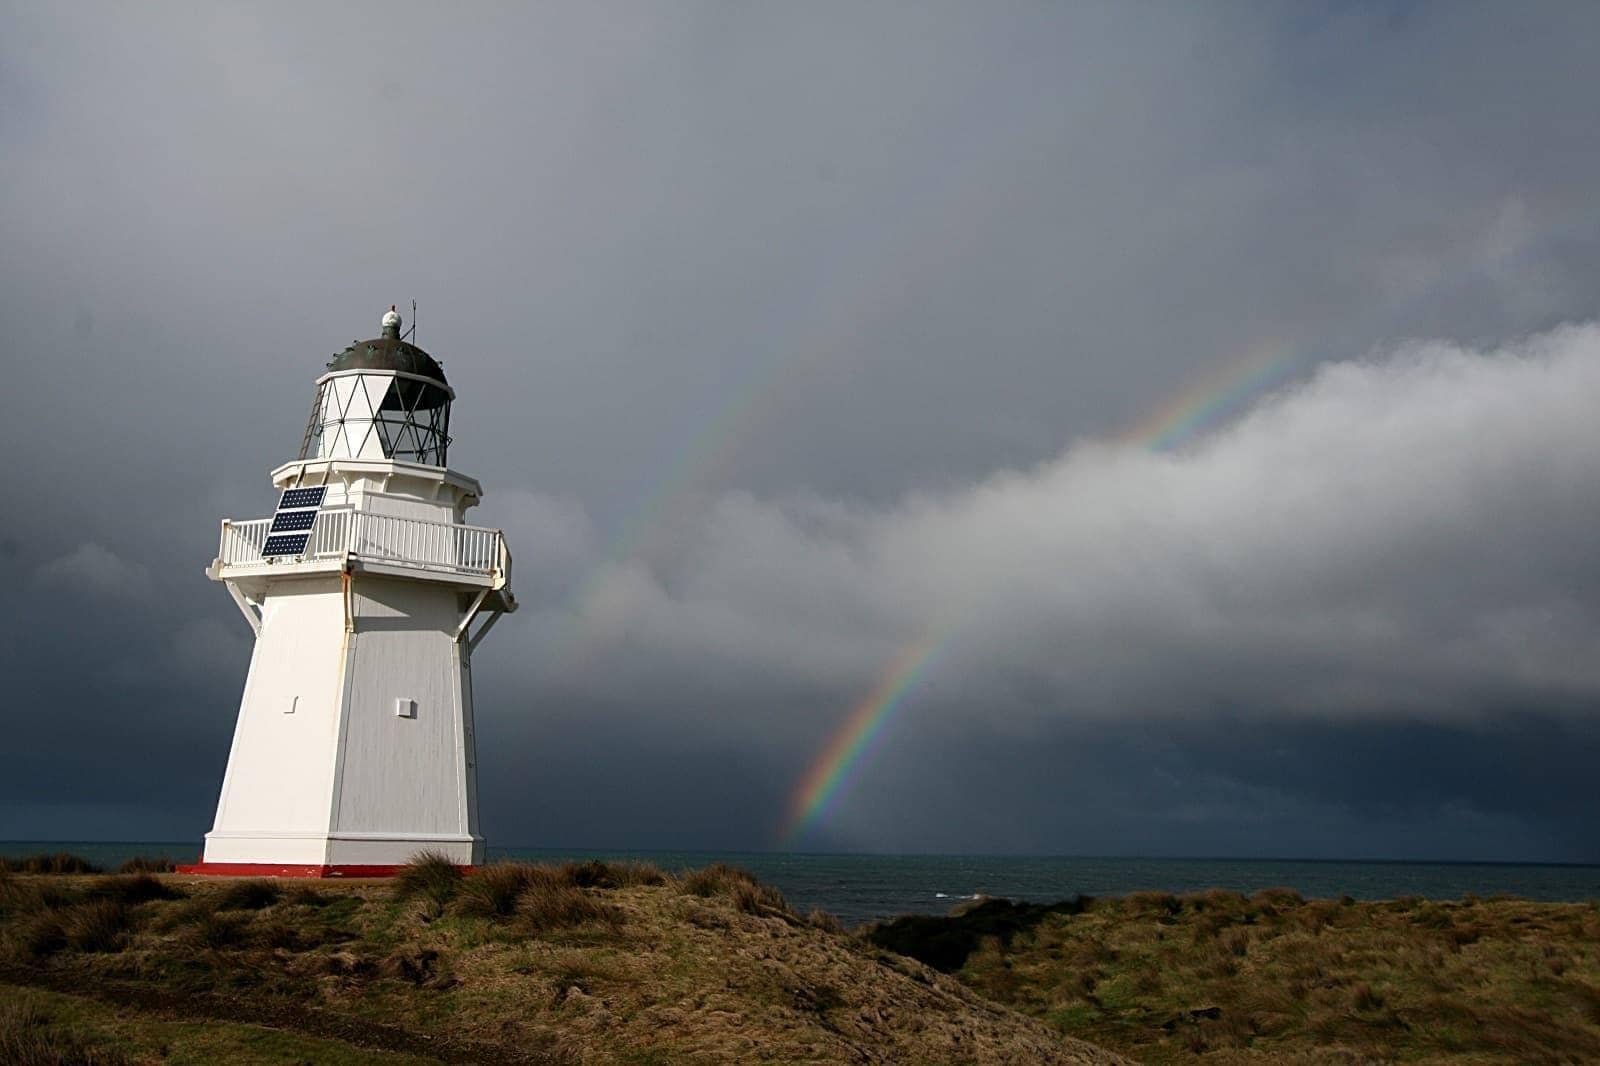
<box><xmin>212</xmin><ymin>879</ymin><xmax>279</xmax><ymax>911</ymax></box>
<box><xmin>58</xmin><ymin>900</ymin><xmax>130</xmax><ymax>954</ymax></box>
<box><xmin>678</xmin><ymin>862</ymin><xmax>796</xmax><ymax>918</ymax></box>
<box><xmin>456</xmin><ymin>860</ymin><xmax>673</xmax><ymax>921</ymax></box>
<box><xmin>115</xmin><ymin>857</ymin><xmax>174</xmax><ymax>875</ymax></box>
<box><xmin>0</xmin><ymin>1000</ymin><xmax>131</xmax><ymax>1065</ymax></box>
<box><xmin>456</xmin><ymin>862</ymin><xmax>537</xmax><ymax>918</ymax></box>
<box><xmin>516</xmin><ymin>882</ymin><xmax>623</xmax><ymax>933</ymax></box>
<box><xmin>85</xmin><ymin>874</ymin><xmax>182</xmax><ymax>906</ymax></box>
<box><xmin>0</xmin><ymin>854</ymin><xmax>100</xmax><ymax>875</ymax></box>
<box><xmin>390</xmin><ymin>852</ymin><xmax>462</xmax><ymax>909</ymax></box>
<box><xmin>0</xmin><ymin>865</ymin><xmax>1117</xmax><ymax>1065</ymax></box>
<box><xmin>873</xmin><ymin>889</ymin><xmax>1600</xmax><ymax>1064</ymax></box>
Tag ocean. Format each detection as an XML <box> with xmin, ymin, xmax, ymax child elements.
<box><xmin>7</xmin><ymin>842</ymin><xmax>1597</xmax><ymax>927</ymax></box>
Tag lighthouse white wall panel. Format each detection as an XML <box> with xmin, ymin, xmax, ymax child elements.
<box><xmin>207</xmin><ymin>579</ymin><xmax>346</xmax><ymax>855</ymax></box>
<box><xmin>331</xmin><ymin>577</ymin><xmax>475</xmax><ymax>842</ymax></box>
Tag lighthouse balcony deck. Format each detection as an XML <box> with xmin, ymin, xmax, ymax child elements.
<box><xmin>209</xmin><ymin>507</ymin><xmax>513</xmax><ymax>594</ymax></box>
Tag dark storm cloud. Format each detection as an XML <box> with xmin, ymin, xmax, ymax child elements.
<box><xmin>3</xmin><ymin>2</ymin><xmax>1600</xmax><ymax>858</ymax></box>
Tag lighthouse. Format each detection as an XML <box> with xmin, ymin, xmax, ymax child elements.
<box><xmin>183</xmin><ymin>309</ymin><xmax>515</xmax><ymax>876</ymax></box>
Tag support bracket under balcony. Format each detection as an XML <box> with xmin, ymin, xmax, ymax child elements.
<box><xmin>467</xmin><ymin>609</ymin><xmax>502</xmax><ymax>653</ymax></box>
<box><xmin>225</xmin><ymin>581</ymin><xmax>262</xmax><ymax>637</ymax></box>
<box><xmin>455</xmin><ymin>588</ymin><xmax>491</xmax><ymax>644</ymax></box>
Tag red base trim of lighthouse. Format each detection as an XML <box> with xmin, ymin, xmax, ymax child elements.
<box><xmin>175</xmin><ymin>862</ymin><xmax>474</xmax><ymax>879</ymax></box>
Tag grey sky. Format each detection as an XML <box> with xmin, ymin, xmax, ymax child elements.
<box><xmin>4</xmin><ymin>2</ymin><xmax>1600</xmax><ymax>860</ymax></box>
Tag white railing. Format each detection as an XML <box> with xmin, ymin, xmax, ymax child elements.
<box><xmin>216</xmin><ymin>507</ymin><xmax>509</xmax><ymax>584</ymax></box>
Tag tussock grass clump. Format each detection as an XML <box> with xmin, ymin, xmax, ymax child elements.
<box><xmin>116</xmin><ymin>856</ymin><xmax>174</xmax><ymax>874</ymax></box>
<box><xmin>678</xmin><ymin>863</ymin><xmax>794</xmax><ymax>918</ymax></box>
<box><xmin>559</xmin><ymin>859</ymin><xmax>672</xmax><ymax>889</ymax></box>
<box><xmin>392</xmin><ymin>852</ymin><xmax>462</xmax><ymax>908</ymax></box>
<box><xmin>457</xmin><ymin>860</ymin><xmax>676</xmax><ymax>921</ymax></box>
<box><xmin>807</xmin><ymin>908</ymin><xmax>845</xmax><ymax>934</ymax></box>
<box><xmin>280</xmin><ymin>884</ymin><xmax>327</xmax><ymax>907</ymax></box>
<box><xmin>1252</xmin><ymin>886</ymin><xmax>1304</xmax><ymax>907</ymax></box>
<box><xmin>213</xmin><ymin>880</ymin><xmax>279</xmax><ymax>911</ymax></box>
<box><xmin>679</xmin><ymin>862</ymin><xmax>760</xmax><ymax>898</ymax></box>
<box><xmin>1350</xmin><ymin>980</ymin><xmax>1385</xmax><ymax>1011</ymax></box>
<box><xmin>457</xmin><ymin>863</ymin><xmax>536</xmax><ymax>918</ymax></box>
<box><xmin>8</xmin><ymin>913</ymin><xmax>68</xmax><ymax>959</ymax></box>
<box><xmin>1183</xmin><ymin>888</ymin><xmax>1247</xmax><ymax>913</ymax></box>
<box><xmin>0</xmin><ymin>879</ymin><xmax>77</xmax><ymax>921</ymax></box>
<box><xmin>0</xmin><ymin>1000</ymin><xmax>131</xmax><ymax>1066</ymax></box>
<box><xmin>517</xmin><ymin>883</ymin><xmax>622</xmax><ymax>933</ymax></box>
<box><xmin>183</xmin><ymin>910</ymin><xmax>248</xmax><ymax>950</ymax></box>
<box><xmin>0</xmin><ymin>853</ymin><xmax>101</xmax><ymax>875</ymax></box>
<box><xmin>731</xmin><ymin>880</ymin><xmax>794</xmax><ymax>917</ymax></box>
<box><xmin>86</xmin><ymin>875</ymin><xmax>182</xmax><ymax>906</ymax></box>
<box><xmin>1122</xmin><ymin>890</ymin><xmax>1181</xmax><ymax>917</ymax></box>
<box><xmin>254</xmin><ymin>917</ymin><xmax>321</xmax><ymax>951</ymax></box>
<box><xmin>60</xmin><ymin>900</ymin><xmax>130</xmax><ymax>953</ymax></box>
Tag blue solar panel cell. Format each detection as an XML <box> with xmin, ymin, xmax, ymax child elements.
<box><xmin>262</xmin><ymin>533</ymin><xmax>311</xmax><ymax>557</ymax></box>
<box><xmin>270</xmin><ymin>510</ymin><xmax>318</xmax><ymax>533</ymax></box>
<box><xmin>279</xmin><ymin>487</ymin><xmax>327</xmax><ymax>510</ymax></box>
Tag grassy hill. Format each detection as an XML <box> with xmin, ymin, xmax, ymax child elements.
<box><xmin>868</xmin><ymin>887</ymin><xmax>1600</xmax><ymax>1064</ymax></box>
<box><xmin>0</xmin><ymin>857</ymin><xmax>1123</xmax><ymax>1065</ymax></box>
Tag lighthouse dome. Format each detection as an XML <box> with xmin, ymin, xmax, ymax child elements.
<box><xmin>326</xmin><ymin>308</ymin><xmax>447</xmax><ymax>385</ymax></box>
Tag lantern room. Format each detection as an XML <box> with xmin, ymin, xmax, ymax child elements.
<box><xmin>302</xmin><ymin>307</ymin><xmax>452</xmax><ymax>466</ymax></box>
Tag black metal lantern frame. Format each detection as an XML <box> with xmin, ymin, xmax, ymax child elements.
<box><xmin>299</xmin><ymin>370</ymin><xmax>454</xmax><ymax>467</ymax></box>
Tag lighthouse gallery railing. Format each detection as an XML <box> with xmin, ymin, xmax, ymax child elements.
<box><xmin>217</xmin><ymin>508</ymin><xmax>509</xmax><ymax>582</ymax></box>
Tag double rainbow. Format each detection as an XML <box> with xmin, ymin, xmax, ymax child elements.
<box><xmin>777</xmin><ymin>337</ymin><xmax>1306</xmax><ymax>847</ymax></box>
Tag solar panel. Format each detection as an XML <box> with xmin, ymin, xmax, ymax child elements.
<box><xmin>259</xmin><ymin>484</ymin><xmax>329</xmax><ymax>559</ymax></box>
<box><xmin>263</xmin><ymin>533</ymin><xmax>311</xmax><ymax>557</ymax></box>
<box><xmin>269</xmin><ymin>509</ymin><xmax>318</xmax><ymax>533</ymax></box>
<box><xmin>279</xmin><ymin>487</ymin><xmax>327</xmax><ymax>510</ymax></box>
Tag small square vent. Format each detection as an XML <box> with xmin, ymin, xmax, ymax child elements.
<box><xmin>395</xmin><ymin>698</ymin><xmax>417</xmax><ymax>719</ymax></box>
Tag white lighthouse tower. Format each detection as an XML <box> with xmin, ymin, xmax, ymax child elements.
<box><xmin>182</xmin><ymin>309</ymin><xmax>515</xmax><ymax>876</ymax></box>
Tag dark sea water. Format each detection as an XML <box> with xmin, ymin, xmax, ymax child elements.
<box><xmin>7</xmin><ymin>841</ymin><xmax>1598</xmax><ymax>927</ymax></box>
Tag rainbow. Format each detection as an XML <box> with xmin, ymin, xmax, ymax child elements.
<box><xmin>780</xmin><ymin>629</ymin><xmax>948</xmax><ymax>848</ymax></box>
<box><xmin>1119</xmin><ymin>337</ymin><xmax>1300</xmax><ymax>452</ymax></box>
<box><xmin>776</xmin><ymin>340</ymin><xmax>1311</xmax><ymax>847</ymax></box>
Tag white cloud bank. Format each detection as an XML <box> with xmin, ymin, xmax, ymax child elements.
<box><xmin>510</xmin><ymin>322</ymin><xmax>1600</xmax><ymax>730</ymax></box>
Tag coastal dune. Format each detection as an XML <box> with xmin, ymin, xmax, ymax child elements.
<box><xmin>0</xmin><ymin>857</ymin><xmax>1125</xmax><ymax>1064</ymax></box>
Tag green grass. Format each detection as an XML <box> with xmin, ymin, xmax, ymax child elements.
<box><xmin>0</xmin><ymin>986</ymin><xmax>436</xmax><ymax>1065</ymax></box>
<box><xmin>870</xmin><ymin>889</ymin><xmax>1600</xmax><ymax>1063</ymax></box>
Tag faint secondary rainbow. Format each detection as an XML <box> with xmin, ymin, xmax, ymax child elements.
<box><xmin>781</xmin><ymin>629</ymin><xmax>949</xmax><ymax>848</ymax></box>
<box><xmin>1120</xmin><ymin>338</ymin><xmax>1301</xmax><ymax>452</ymax></box>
